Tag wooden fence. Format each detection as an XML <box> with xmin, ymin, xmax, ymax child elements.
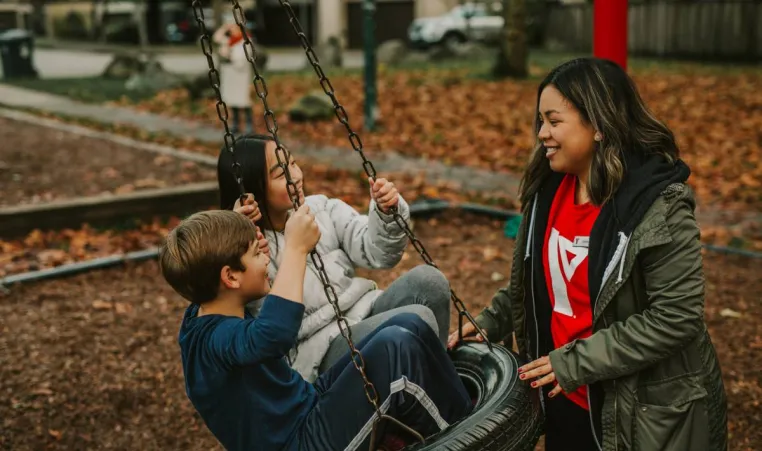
<box><xmin>545</xmin><ymin>1</ymin><xmax>761</xmax><ymax>61</ymax></box>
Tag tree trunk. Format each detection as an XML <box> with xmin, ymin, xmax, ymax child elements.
<box><xmin>94</xmin><ymin>0</ymin><xmax>109</xmax><ymax>43</ymax></box>
<box><xmin>31</xmin><ymin>0</ymin><xmax>46</xmax><ymax>35</ymax></box>
<box><xmin>461</xmin><ymin>0</ymin><xmax>472</xmax><ymax>41</ymax></box>
<box><xmin>492</xmin><ymin>0</ymin><xmax>528</xmax><ymax>79</ymax></box>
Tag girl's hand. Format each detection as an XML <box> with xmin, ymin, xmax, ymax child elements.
<box><xmin>234</xmin><ymin>193</ymin><xmax>262</xmax><ymax>223</ymax></box>
<box><xmin>256</xmin><ymin>229</ymin><xmax>269</xmax><ymax>257</ymax></box>
<box><xmin>284</xmin><ymin>204</ymin><xmax>321</xmax><ymax>254</ymax></box>
<box><xmin>447</xmin><ymin>320</ymin><xmax>488</xmax><ymax>350</ymax></box>
<box><xmin>369</xmin><ymin>177</ymin><xmax>399</xmax><ymax>213</ymax></box>
<box><xmin>519</xmin><ymin>356</ymin><xmax>564</xmax><ymax>398</ymax></box>
<box><xmin>234</xmin><ymin>194</ymin><xmax>268</xmax><ymax>256</ymax></box>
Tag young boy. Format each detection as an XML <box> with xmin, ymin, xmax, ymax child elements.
<box><xmin>159</xmin><ymin>206</ymin><xmax>472</xmax><ymax>451</ymax></box>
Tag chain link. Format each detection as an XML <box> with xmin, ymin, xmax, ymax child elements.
<box><xmin>277</xmin><ymin>0</ymin><xmax>492</xmax><ymax>351</ymax></box>
<box><xmin>191</xmin><ymin>1</ymin><xmax>246</xmax><ymax>200</ymax></box>
<box><xmin>222</xmin><ymin>1</ymin><xmax>403</xmax><ymax>438</ymax></box>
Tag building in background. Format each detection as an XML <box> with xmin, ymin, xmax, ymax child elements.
<box><xmin>0</xmin><ymin>1</ymin><xmax>33</xmax><ymax>31</ymax></box>
<box><xmin>3</xmin><ymin>0</ymin><xmax>488</xmax><ymax>48</ymax></box>
<box><xmin>256</xmin><ymin>0</ymin><xmax>463</xmax><ymax>49</ymax></box>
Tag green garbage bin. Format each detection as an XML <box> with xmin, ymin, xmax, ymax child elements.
<box><xmin>0</xmin><ymin>29</ymin><xmax>39</xmax><ymax>80</ymax></box>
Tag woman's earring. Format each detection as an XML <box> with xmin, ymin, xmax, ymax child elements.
<box><xmin>594</xmin><ymin>132</ymin><xmax>603</xmax><ymax>142</ymax></box>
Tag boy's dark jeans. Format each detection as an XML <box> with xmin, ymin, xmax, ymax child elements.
<box><xmin>298</xmin><ymin>313</ymin><xmax>473</xmax><ymax>451</ymax></box>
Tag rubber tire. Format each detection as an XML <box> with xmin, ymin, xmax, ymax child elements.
<box><xmin>405</xmin><ymin>342</ymin><xmax>544</xmax><ymax>451</ymax></box>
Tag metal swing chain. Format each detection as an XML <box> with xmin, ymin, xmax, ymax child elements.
<box><xmin>277</xmin><ymin>0</ymin><xmax>492</xmax><ymax>351</ymax></box>
<box><xmin>190</xmin><ymin>1</ymin><xmax>247</xmax><ymax>202</ymax></box>
<box><xmin>221</xmin><ymin>2</ymin><xmax>424</xmax><ymax>446</ymax></box>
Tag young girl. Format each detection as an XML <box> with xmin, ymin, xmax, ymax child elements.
<box><xmin>218</xmin><ymin>134</ymin><xmax>452</xmax><ymax>382</ymax></box>
<box><xmin>449</xmin><ymin>58</ymin><xmax>727</xmax><ymax>450</ymax></box>
<box><xmin>213</xmin><ymin>22</ymin><xmax>254</xmax><ymax>135</ymax></box>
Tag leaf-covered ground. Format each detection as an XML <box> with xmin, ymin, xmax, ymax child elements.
<box><xmin>1</xmin><ymin>214</ymin><xmax>759</xmax><ymax>450</ymax></box>
<box><xmin>0</xmin><ymin>117</ymin><xmax>216</xmax><ymax>207</ymax></box>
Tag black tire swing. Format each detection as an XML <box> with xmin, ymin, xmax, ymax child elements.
<box><xmin>191</xmin><ymin>2</ymin><xmax>543</xmax><ymax>450</ymax></box>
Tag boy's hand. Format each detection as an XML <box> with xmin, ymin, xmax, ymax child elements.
<box><xmin>234</xmin><ymin>193</ymin><xmax>262</xmax><ymax>223</ymax></box>
<box><xmin>284</xmin><ymin>204</ymin><xmax>321</xmax><ymax>254</ymax></box>
<box><xmin>369</xmin><ymin>177</ymin><xmax>399</xmax><ymax>214</ymax></box>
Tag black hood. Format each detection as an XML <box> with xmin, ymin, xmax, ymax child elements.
<box><xmin>587</xmin><ymin>151</ymin><xmax>691</xmax><ymax>300</ymax></box>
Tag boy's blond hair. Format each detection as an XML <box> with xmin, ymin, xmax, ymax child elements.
<box><xmin>159</xmin><ymin>210</ymin><xmax>257</xmax><ymax>303</ymax></box>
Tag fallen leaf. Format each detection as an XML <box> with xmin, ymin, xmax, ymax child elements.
<box><xmin>36</xmin><ymin>249</ymin><xmax>68</xmax><ymax>266</ymax></box>
<box><xmin>432</xmin><ymin>237</ymin><xmax>453</xmax><ymax>246</ymax></box>
<box><xmin>720</xmin><ymin>308</ymin><xmax>743</xmax><ymax>318</ymax></box>
<box><xmin>114</xmin><ymin>302</ymin><xmax>133</xmax><ymax>315</ymax></box>
<box><xmin>482</xmin><ymin>246</ymin><xmax>500</xmax><ymax>261</ymax></box>
<box><xmin>101</xmin><ymin>167</ymin><xmax>120</xmax><ymax>178</ymax></box>
<box><xmin>153</xmin><ymin>155</ymin><xmax>173</xmax><ymax>165</ymax></box>
<box><xmin>114</xmin><ymin>184</ymin><xmax>136</xmax><ymax>194</ymax></box>
<box><xmin>31</xmin><ymin>387</ymin><xmax>54</xmax><ymax>396</ymax></box>
<box><xmin>92</xmin><ymin>300</ymin><xmax>113</xmax><ymax>310</ymax></box>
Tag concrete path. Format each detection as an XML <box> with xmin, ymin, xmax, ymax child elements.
<box><xmin>31</xmin><ymin>47</ymin><xmax>364</xmax><ymax>79</ymax></box>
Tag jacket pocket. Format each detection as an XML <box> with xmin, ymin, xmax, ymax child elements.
<box><xmin>632</xmin><ymin>377</ymin><xmax>709</xmax><ymax>451</ymax></box>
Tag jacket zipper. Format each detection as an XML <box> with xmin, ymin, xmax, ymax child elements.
<box><xmin>530</xmin><ymin>251</ymin><xmax>544</xmax><ymax>414</ymax></box>
<box><xmin>588</xmin><ymin>232</ymin><xmax>629</xmax><ymax>451</ymax></box>
<box><xmin>603</xmin><ymin>314</ymin><xmax>619</xmax><ymax>451</ymax></box>
<box><xmin>525</xmin><ymin>197</ymin><xmax>544</xmax><ymax>414</ymax></box>
<box><xmin>526</xmin><ymin>194</ymin><xmax>626</xmax><ymax>447</ymax></box>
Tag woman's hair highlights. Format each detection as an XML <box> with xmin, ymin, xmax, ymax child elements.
<box><xmin>519</xmin><ymin>57</ymin><xmax>679</xmax><ymax>207</ymax></box>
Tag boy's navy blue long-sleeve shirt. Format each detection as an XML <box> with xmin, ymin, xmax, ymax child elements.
<box><xmin>178</xmin><ymin>295</ymin><xmax>317</xmax><ymax>451</ymax></box>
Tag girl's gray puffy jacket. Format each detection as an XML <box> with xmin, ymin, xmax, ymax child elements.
<box><xmin>254</xmin><ymin>194</ymin><xmax>410</xmax><ymax>382</ymax></box>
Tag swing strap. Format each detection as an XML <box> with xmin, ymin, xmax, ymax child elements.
<box><xmin>277</xmin><ymin>0</ymin><xmax>492</xmax><ymax>351</ymax></box>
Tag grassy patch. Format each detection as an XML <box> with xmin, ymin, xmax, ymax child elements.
<box><xmin>3</xmin><ymin>76</ymin><xmax>159</xmax><ymax>103</ymax></box>
<box><xmin>269</xmin><ymin>48</ymin><xmax>761</xmax><ymax>88</ymax></box>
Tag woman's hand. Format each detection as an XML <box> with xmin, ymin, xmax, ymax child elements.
<box><xmin>447</xmin><ymin>320</ymin><xmax>488</xmax><ymax>350</ymax></box>
<box><xmin>234</xmin><ymin>193</ymin><xmax>262</xmax><ymax>223</ymax></box>
<box><xmin>369</xmin><ymin>177</ymin><xmax>400</xmax><ymax>213</ymax></box>
<box><xmin>519</xmin><ymin>356</ymin><xmax>564</xmax><ymax>398</ymax></box>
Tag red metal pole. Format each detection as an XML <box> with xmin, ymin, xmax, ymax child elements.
<box><xmin>594</xmin><ymin>0</ymin><xmax>628</xmax><ymax>71</ymax></box>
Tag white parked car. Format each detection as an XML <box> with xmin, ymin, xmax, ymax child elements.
<box><xmin>407</xmin><ymin>3</ymin><xmax>504</xmax><ymax>49</ymax></box>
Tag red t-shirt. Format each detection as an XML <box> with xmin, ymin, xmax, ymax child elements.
<box><xmin>542</xmin><ymin>175</ymin><xmax>601</xmax><ymax>410</ymax></box>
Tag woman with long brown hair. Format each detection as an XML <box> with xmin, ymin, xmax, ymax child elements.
<box><xmin>449</xmin><ymin>57</ymin><xmax>727</xmax><ymax>451</ymax></box>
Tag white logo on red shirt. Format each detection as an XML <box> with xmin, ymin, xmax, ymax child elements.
<box><xmin>547</xmin><ymin>228</ymin><xmax>589</xmax><ymax>318</ymax></box>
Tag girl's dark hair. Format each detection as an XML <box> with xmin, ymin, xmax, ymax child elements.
<box><xmin>519</xmin><ymin>57</ymin><xmax>680</xmax><ymax>207</ymax></box>
<box><xmin>217</xmin><ymin>134</ymin><xmax>277</xmax><ymax>232</ymax></box>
